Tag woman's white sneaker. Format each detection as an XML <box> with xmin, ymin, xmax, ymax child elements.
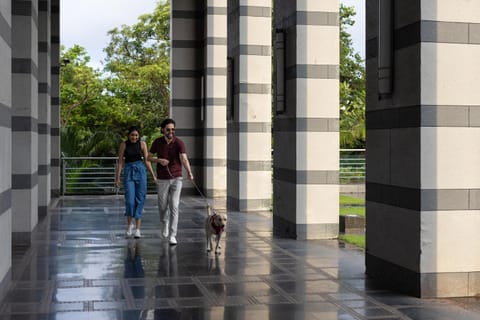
<box><xmin>126</xmin><ymin>224</ymin><xmax>134</xmax><ymax>237</ymax></box>
<box><xmin>134</xmin><ymin>229</ymin><xmax>141</xmax><ymax>239</ymax></box>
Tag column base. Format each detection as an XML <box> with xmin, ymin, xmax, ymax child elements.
<box><xmin>366</xmin><ymin>253</ymin><xmax>480</xmax><ymax>298</ymax></box>
<box><xmin>273</xmin><ymin>215</ymin><xmax>338</xmax><ymax>240</ymax></box>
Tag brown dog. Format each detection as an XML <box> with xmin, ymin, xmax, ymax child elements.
<box><xmin>205</xmin><ymin>205</ymin><xmax>227</xmax><ymax>255</ymax></box>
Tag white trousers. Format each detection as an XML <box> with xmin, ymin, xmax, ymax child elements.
<box><xmin>156</xmin><ymin>178</ymin><xmax>183</xmax><ymax>238</ymax></box>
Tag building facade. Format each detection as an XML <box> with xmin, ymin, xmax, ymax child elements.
<box><xmin>0</xmin><ymin>0</ymin><xmax>478</xmax><ymax>298</ymax></box>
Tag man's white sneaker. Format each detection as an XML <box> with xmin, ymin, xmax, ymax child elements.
<box><xmin>134</xmin><ymin>229</ymin><xmax>141</xmax><ymax>239</ymax></box>
<box><xmin>126</xmin><ymin>224</ymin><xmax>134</xmax><ymax>237</ymax></box>
<box><xmin>169</xmin><ymin>236</ymin><xmax>177</xmax><ymax>245</ymax></box>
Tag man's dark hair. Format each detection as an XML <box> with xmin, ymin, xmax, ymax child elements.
<box><xmin>160</xmin><ymin>118</ymin><xmax>175</xmax><ymax>129</ymax></box>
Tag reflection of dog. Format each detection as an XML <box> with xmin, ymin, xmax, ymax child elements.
<box><xmin>205</xmin><ymin>205</ymin><xmax>227</xmax><ymax>255</ymax></box>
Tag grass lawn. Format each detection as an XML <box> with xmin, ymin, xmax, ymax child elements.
<box><xmin>340</xmin><ymin>206</ymin><xmax>365</xmax><ymax>217</ymax></box>
<box><xmin>339</xmin><ymin>195</ymin><xmax>366</xmax><ymax>248</ymax></box>
<box><xmin>340</xmin><ymin>195</ymin><xmax>365</xmax><ymax>205</ymax></box>
<box><xmin>340</xmin><ymin>195</ymin><xmax>365</xmax><ymax>217</ymax></box>
<box><xmin>339</xmin><ymin>234</ymin><xmax>365</xmax><ymax>248</ymax></box>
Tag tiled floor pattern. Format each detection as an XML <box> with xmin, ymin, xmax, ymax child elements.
<box><xmin>1</xmin><ymin>195</ymin><xmax>480</xmax><ymax>319</ymax></box>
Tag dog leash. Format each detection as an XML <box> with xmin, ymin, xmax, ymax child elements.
<box><xmin>191</xmin><ymin>179</ymin><xmax>211</xmax><ymax>208</ymax></box>
<box><xmin>166</xmin><ymin>165</ymin><xmax>211</xmax><ymax>208</ymax></box>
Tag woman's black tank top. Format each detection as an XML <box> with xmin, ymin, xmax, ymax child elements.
<box><xmin>124</xmin><ymin>140</ymin><xmax>143</xmax><ymax>163</ymax></box>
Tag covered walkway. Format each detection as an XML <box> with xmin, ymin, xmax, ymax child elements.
<box><xmin>0</xmin><ymin>195</ymin><xmax>479</xmax><ymax>319</ymax></box>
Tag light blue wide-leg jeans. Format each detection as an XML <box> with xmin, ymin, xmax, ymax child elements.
<box><xmin>123</xmin><ymin>161</ymin><xmax>147</xmax><ymax>219</ymax></box>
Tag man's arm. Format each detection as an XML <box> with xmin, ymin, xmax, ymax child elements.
<box><xmin>180</xmin><ymin>153</ymin><xmax>194</xmax><ymax>180</ymax></box>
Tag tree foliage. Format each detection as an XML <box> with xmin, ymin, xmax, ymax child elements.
<box><xmin>340</xmin><ymin>4</ymin><xmax>366</xmax><ymax>149</ymax></box>
<box><xmin>103</xmin><ymin>1</ymin><xmax>170</xmax><ymax>144</ymax></box>
<box><xmin>60</xmin><ymin>1</ymin><xmax>171</xmax><ymax>156</ymax></box>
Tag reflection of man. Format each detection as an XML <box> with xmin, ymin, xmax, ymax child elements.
<box><xmin>148</xmin><ymin>118</ymin><xmax>194</xmax><ymax>246</ymax></box>
<box><xmin>157</xmin><ymin>242</ymin><xmax>178</xmax><ymax>278</ymax></box>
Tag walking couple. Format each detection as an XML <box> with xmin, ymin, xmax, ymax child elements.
<box><xmin>115</xmin><ymin>118</ymin><xmax>194</xmax><ymax>245</ymax></box>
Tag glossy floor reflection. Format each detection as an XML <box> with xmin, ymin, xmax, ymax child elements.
<box><xmin>1</xmin><ymin>195</ymin><xmax>480</xmax><ymax>319</ymax></box>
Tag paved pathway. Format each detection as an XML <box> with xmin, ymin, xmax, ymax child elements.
<box><xmin>1</xmin><ymin>195</ymin><xmax>480</xmax><ymax>319</ymax></box>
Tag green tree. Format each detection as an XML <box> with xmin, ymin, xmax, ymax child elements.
<box><xmin>340</xmin><ymin>4</ymin><xmax>365</xmax><ymax>149</ymax></box>
<box><xmin>103</xmin><ymin>0</ymin><xmax>171</xmax><ymax>143</ymax></box>
<box><xmin>60</xmin><ymin>45</ymin><xmax>134</xmax><ymax>156</ymax></box>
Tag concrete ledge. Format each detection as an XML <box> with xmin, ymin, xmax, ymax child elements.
<box><xmin>339</xmin><ymin>214</ymin><xmax>365</xmax><ymax>233</ymax></box>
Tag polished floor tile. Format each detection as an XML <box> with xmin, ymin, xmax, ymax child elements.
<box><xmin>1</xmin><ymin>195</ymin><xmax>480</xmax><ymax>319</ymax></box>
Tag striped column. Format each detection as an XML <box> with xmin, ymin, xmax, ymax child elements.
<box><xmin>366</xmin><ymin>0</ymin><xmax>480</xmax><ymax>297</ymax></box>
<box><xmin>12</xmin><ymin>0</ymin><xmax>39</xmax><ymax>243</ymax></box>
<box><xmin>38</xmin><ymin>0</ymin><xmax>51</xmax><ymax>217</ymax></box>
<box><xmin>227</xmin><ymin>0</ymin><xmax>272</xmax><ymax>211</ymax></box>
<box><xmin>50</xmin><ymin>0</ymin><xmax>60</xmax><ymax>198</ymax></box>
<box><xmin>0</xmin><ymin>2</ymin><xmax>12</xmax><ymax>288</ymax></box>
<box><xmin>272</xmin><ymin>0</ymin><xmax>340</xmax><ymax>240</ymax></box>
<box><xmin>171</xmin><ymin>0</ymin><xmax>204</xmax><ymax>194</ymax></box>
<box><xmin>204</xmin><ymin>0</ymin><xmax>227</xmax><ymax>201</ymax></box>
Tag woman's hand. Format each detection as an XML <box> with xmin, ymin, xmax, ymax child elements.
<box><xmin>115</xmin><ymin>177</ymin><xmax>121</xmax><ymax>188</ymax></box>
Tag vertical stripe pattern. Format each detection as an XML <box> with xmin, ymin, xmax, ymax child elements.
<box><xmin>272</xmin><ymin>0</ymin><xmax>339</xmax><ymax>240</ymax></box>
<box><xmin>12</xmin><ymin>0</ymin><xmax>39</xmax><ymax>236</ymax></box>
<box><xmin>204</xmin><ymin>1</ymin><xmax>227</xmax><ymax>200</ymax></box>
<box><xmin>227</xmin><ymin>0</ymin><xmax>273</xmax><ymax>212</ymax></box>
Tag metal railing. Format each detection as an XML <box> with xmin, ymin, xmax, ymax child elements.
<box><xmin>340</xmin><ymin>149</ymin><xmax>365</xmax><ymax>183</ymax></box>
<box><xmin>62</xmin><ymin>156</ymin><xmax>118</xmax><ymax>195</ymax></box>
<box><xmin>61</xmin><ymin>150</ymin><xmax>366</xmax><ymax>195</ymax></box>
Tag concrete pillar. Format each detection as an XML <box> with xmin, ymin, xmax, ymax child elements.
<box><xmin>366</xmin><ymin>0</ymin><xmax>480</xmax><ymax>297</ymax></box>
<box><xmin>204</xmin><ymin>0</ymin><xmax>227</xmax><ymax>203</ymax></box>
<box><xmin>38</xmin><ymin>0</ymin><xmax>51</xmax><ymax>218</ymax></box>
<box><xmin>227</xmin><ymin>0</ymin><xmax>272</xmax><ymax>212</ymax></box>
<box><xmin>50</xmin><ymin>0</ymin><xmax>60</xmax><ymax>198</ymax></box>
<box><xmin>272</xmin><ymin>0</ymin><xmax>340</xmax><ymax>239</ymax></box>
<box><xmin>11</xmin><ymin>0</ymin><xmax>39</xmax><ymax>244</ymax></box>
<box><xmin>170</xmin><ymin>0</ymin><xmax>205</xmax><ymax>195</ymax></box>
<box><xmin>0</xmin><ymin>1</ymin><xmax>12</xmax><ymax>294</ymax></box>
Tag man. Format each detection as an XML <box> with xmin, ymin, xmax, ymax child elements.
<box><xmin>148</xmin><ymin>118</ymin><xmax>194</xmax><ymax>245</ymax></box>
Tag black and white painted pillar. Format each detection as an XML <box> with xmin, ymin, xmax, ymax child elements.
<box><xmin>203</xmin><ymin>0</ymin><xmax>227</xmax><ymax>202</ymax></box>
<box><xmin>273</xmin><ymin>0</ymin><xmax>340</xmax><ymax>240</ymax></box>
<box><xmin>38</xmin><ymin>0</ymin><xmax>51</xmax><ymax>218</ymax></box>
<box><xmin>227</xmin><ymin>0</ymin><xmax>273</xmax><ymax>212</ymax></box>
<box><xmin>11</xmin><ymin>0</ymin><xmax>39</xmax><ymax>244</ymax></box>
<box><xmin>366</xmin><ymin>0</ymin><xmax>480</xmax><ymax>297</ymax></box>
<box><xmin>0</xmin><ymin>1</ymin><xmax>12</xmax><ymax>289</ymax></box>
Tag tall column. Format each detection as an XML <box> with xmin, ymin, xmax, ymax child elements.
<box><xmin>366</xmin><ymin>0</ymin><xmax>480</xmax><ymax>297</ymax></box>
<box><xmin>0</xmin><ymin>1</ymin><xmax>12</xmax><ymax>290</ymax></box>
<box><xmin>227</xmin><ymin>0</ymin><xmax>272</xmax><ymax>211</ymax></box>
<box><xmin>50</xmin><ymin>0</ymin><xmax>60</xmax><ymax>198</ymax></box>
<box><xmin>171</xmin><ymin>0</ymin><xmax>205</xmax><ymax>195</ymax></box>
<box><xmin>38</xmin><ymin>0</ymin><xmax>51</xmax><ymax>217</ymax></box>
<box><xmin>11</xmin><ymin>0</ymin><xmax>39</xmax><ymax>244</ymax></box>
<box><xmin>204</xmin><ymin>0</ymin><xmax>227</xmax><ymax>203</ymax></box>
<box><xmin>273</xmin><ymin>0</ymin><xmax>340</xmax><ymax>239</ymax></box>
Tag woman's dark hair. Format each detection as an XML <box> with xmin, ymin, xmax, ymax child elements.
<box><xmin>160</xmin><ymin>118</ymin><xmax>175</xmax><ymax>129</ymax></box>
<box><xmin>128</xmin><ymin>125</ymin><xmax>140</xmax><ymax>135</ymax></box>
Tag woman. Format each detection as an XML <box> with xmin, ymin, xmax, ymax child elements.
<box><xmin>116</xmin><ymin>126</ymin><xmax>156</xmax><ymax>238</ymax></box>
